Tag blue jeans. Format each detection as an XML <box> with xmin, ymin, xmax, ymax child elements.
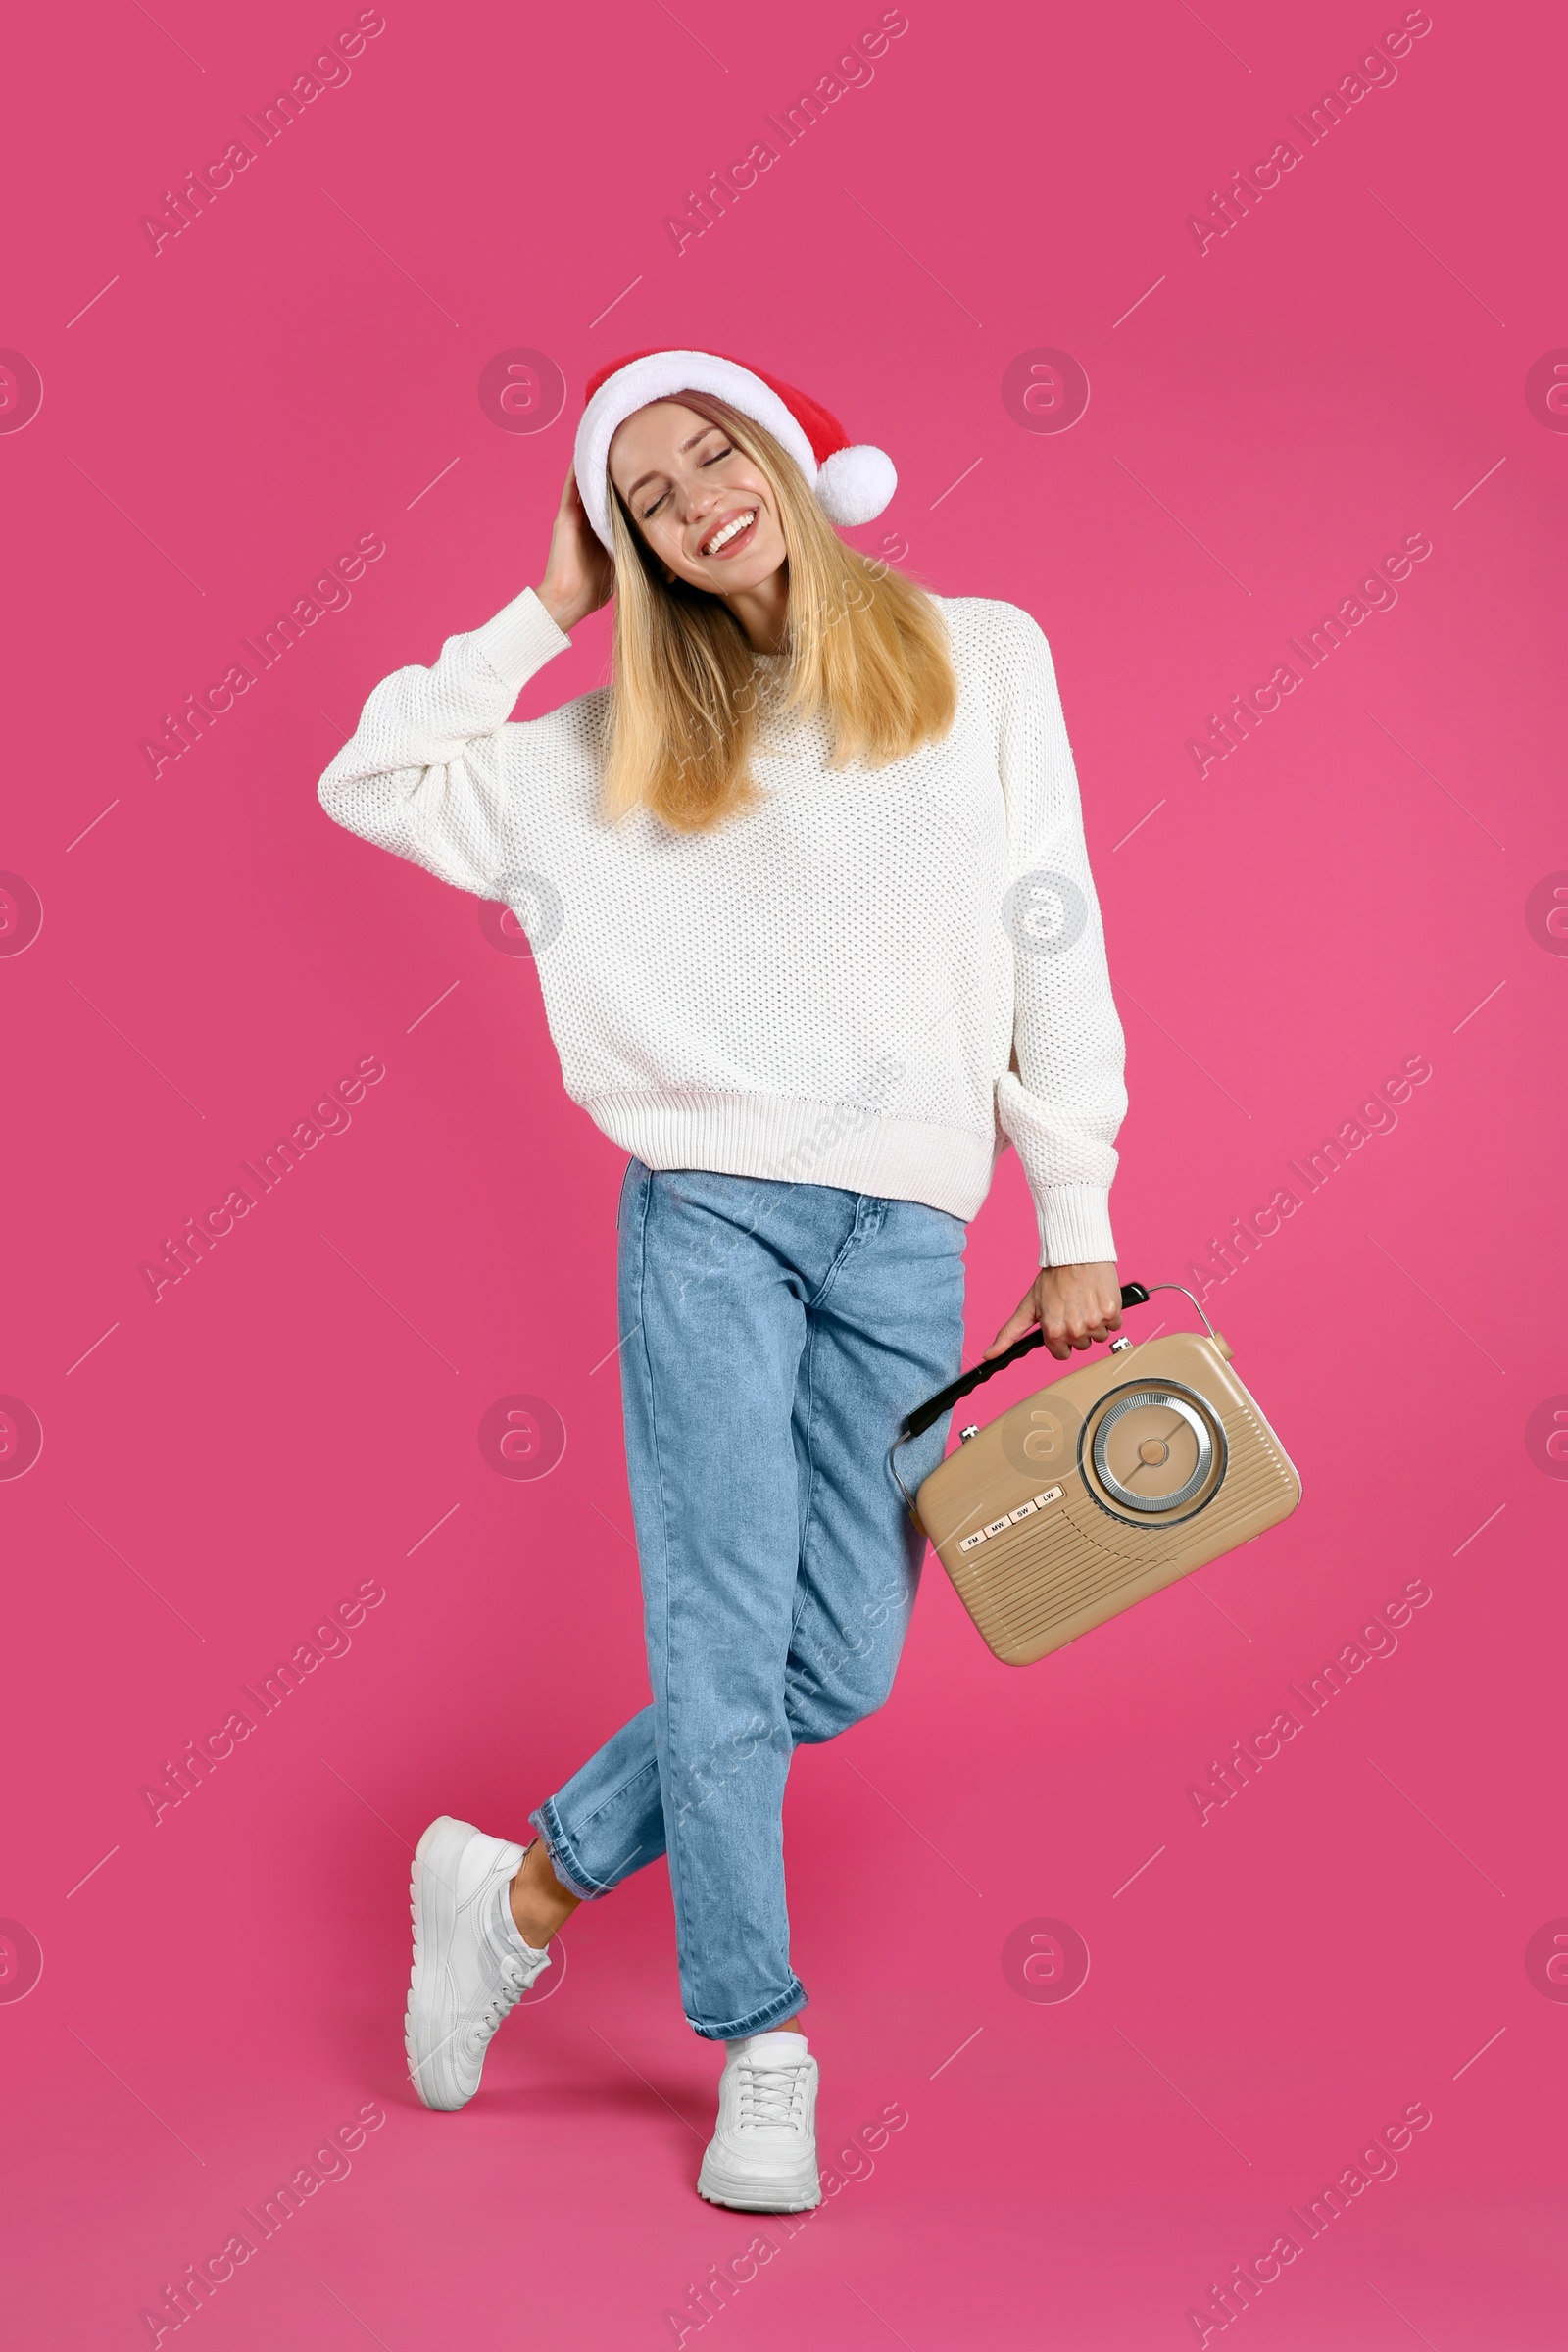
<box><xmin>531</xmin><ymin>1163</ymin><xmax>965</xmax><ymax>2040</ymax></box>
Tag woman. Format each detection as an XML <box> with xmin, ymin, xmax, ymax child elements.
<box><xmin>317</xmin><ymin>348</ymin><xmax>1128</xmax><ymax>2212</ymax></box>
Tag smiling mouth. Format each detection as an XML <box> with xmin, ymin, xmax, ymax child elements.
<box><xmin>699</xmin><ymin>509</ymin><xmax>758</xmax><ymax>559</ymax></box>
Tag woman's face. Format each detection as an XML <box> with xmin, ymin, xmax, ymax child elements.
<box><xmin>607</xmin><ymin>401</ymin><xmax>788</xmax><ymax>594</ymax></box>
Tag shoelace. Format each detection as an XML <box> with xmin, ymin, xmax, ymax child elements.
<box><xmin>735</xmin><ymin>2059</ymin><xmax>808</xmax><ymax>2130</ymax></box>
<box><xmin>474</xmin><ymin>1947</ymin><xmax>535</xmax><ymax>2038</ymax></box>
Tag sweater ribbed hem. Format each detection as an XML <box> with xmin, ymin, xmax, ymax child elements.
<box><xmin>582</xmin><ymin>1091</ymin><xmax>994</xmax><ymax>1222</ymax></box>
<box><xmin>1035</xmin><ymin>1182</ymin><xmax>1118</xmax><ymax>1270</ymax></box>
<box><xmin>471</xmin><ymin>585</ymin><xmax>571</xmax><ymax>690</ymax></box>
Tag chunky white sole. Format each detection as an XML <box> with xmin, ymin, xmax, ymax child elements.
<box><xmin>696</xmin><ymin>2153</ymin><xmax>822</xmax><ymax>2212</ymax></box>
<box><xmin>404</xmin><ymin>1815</ymin><xmax>468</xmax><ymax>2112</ymax></box>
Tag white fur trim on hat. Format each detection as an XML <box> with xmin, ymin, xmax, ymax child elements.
<box><xmin>574</xmin><ymin>351</ymin><xmax>895</xmax><ymax>552</ymax></box>
<box><xmin>814</xmin><ymin>444</ymin><xmax>898</xmax><ymax>527</ymax></box>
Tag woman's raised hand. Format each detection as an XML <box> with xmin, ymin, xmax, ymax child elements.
<box><xmin>535</xmin><ymin>464</ymin><xmax>616</xmax><ymax>635</ymax></box>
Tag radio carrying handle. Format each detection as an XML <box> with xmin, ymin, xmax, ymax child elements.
<box><xmin>894</xmin><ymin>1276</ymin><xmax>1242</xmax><ymax>1443</ymax></box>
<box><xmin>898</xmin><ymin>1281</ymin><xmax>1150</xmax><ymax>1442</ymax></box>
<box><xmin>890</xmin><ymin>1281</ymin><xmax>1219</xmax><ymax>1518</ymax></box>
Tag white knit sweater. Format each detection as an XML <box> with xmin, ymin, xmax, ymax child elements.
<box><xmin>317</xmin><ymin>585</ymin><xmax>1127</xmax><ymax>1265</ymax></box>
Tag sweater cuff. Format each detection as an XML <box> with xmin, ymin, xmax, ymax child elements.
<box><xmin>1036</xmin><ymin>1185</ymin><xmax>1117</xmax><ymax>1270</ymax></box>
<box><xmin>470</xmin><ymin>585</ymin><xmax>571</xmax><ymax>691</ymax></box>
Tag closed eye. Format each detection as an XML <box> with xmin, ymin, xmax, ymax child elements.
<box><xmin>641</xmin><ymin>441</ymin><xmax>734</xmax><ymax>519</ymax></box>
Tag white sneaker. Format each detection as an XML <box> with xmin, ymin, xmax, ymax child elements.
<box><xmin>405</xmin><ymin>1815</ymin><xmax>551</xmax><ymax>2110</ymax></box>
<box><xmin>697</xmin><ymin>2031</ymin><xmax>821</xmax><ymax>2212</ymax></box>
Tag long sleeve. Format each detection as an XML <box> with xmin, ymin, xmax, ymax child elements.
<box><xmin>993</xmin><ymin>608</ymin><xmax>1128</xmax><ymax>1267</ymax></box>
<box><xmin>317</xmin><ymin>585</ymin><xmax>575</xmax><ymax>900</ymax></box>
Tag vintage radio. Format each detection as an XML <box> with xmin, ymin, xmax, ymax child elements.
<box><xmin>893</xmin><ymin>1283</ymin><xmax>1301</xmax><ymax>1667</ymax></box>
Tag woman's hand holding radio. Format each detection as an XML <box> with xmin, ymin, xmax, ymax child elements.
<box><xmin>536</xmin><ymin>465</ymin><xmax>616</xmax><ymax>635</ymax></box>
<box><xmin>986</xmin><ymin>1261</ymin><xmax>1122</xmax><ymax>1364</ymax></box>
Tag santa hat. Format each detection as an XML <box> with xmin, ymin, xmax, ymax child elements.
<box><xmin>573</xmin><ymin>348</ymin><xmax>897</xmax><ymax>555</ymax></box>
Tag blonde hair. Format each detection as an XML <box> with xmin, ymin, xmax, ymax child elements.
<box><xmin>601</xmin><ymin>393</ymin><xmax>957</xmax><ymax>833</ymax></box>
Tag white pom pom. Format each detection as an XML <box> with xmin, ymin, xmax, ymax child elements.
<box><xmin>813</xmin><ymin>444</ymin><xmax>897</xmax><ymax>526</ymax></box>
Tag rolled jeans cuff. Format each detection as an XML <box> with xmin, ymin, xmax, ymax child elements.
<box><xmin>529</xmin><ymin>1797</ymin><xmax>614</xmax><ymax>1904</ymax></box>
<box><xmin>686</xmin><ymin>1975</ymin><xmax>808</xmax><ymax>2044</ymax></box>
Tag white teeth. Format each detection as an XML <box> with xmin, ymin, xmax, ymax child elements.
<box><xmin>703</xmin><ymin>510</ymin><xmax>755</xmax><ymax>555</ymax></box>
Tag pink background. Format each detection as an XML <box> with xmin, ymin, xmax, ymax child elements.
<box><xmin>3</xmin><ymin>1</ymin><xmax>1564</xmax><ymax>2344</ymax></box>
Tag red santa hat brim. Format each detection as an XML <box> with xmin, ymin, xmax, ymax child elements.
<box><xmin>574</xmin><ymin>349</ymin><xmax>896</xmax><ymax>554</ymax></box>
